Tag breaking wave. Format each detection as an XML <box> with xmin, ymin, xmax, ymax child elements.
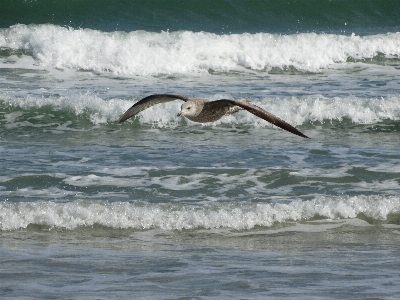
<box><xmin>1</xmin><ymin>195</ymin><xmax>399</xmax><ymax>231</ymax></box>
<box><xmin>1</xmin><ymin>24</ymin><xmax>400</xmax><ymax>75</ymax></box>
<box><xmin>1</xmin><ymin>93</ymin><xmax>400</xmax><ymax>127</ymax></box>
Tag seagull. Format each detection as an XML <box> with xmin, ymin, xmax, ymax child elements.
<box><xmin>118</xmin><ymin>94</ymin><xmax>309</xmax><ymax>138</ymax></box>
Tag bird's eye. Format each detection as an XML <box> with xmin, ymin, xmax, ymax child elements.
<box><xmin>187</xmin><ymin>107</ymin><xmax>191</xmax><ymax>110</ymax></box>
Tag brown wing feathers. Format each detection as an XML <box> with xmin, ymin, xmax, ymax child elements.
<box><xmin>119</xmin><ymin>94</ymin><xmax>309</xmax><ymax>138</ymax></box>
<box><xmin>211</xmin><ymin>99</ymin><xmax>309</xmax><ymax>138</ymax></box>
<box><xmin>118</xmin><ymin>94</ymin><xmax>189</xmax><ymax>123</ymax></box>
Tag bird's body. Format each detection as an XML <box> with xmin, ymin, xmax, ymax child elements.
<box><xmin>118</xmin><ymin>94</ymin><xmax>309</xmax><ymax>139</ymax></box>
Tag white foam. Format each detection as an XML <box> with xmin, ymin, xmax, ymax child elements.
<box><xmin>0</xmin><ymin>176</ymin><xmax>12</xmax><ymax>183</ymax></box>
<box><xmin>367</xmin><ymin>162</ymin><xmax>400</xmax><ymax>173</ymax></box>
<box><xmin>1</xmin><ymin>24</ymin><xmax>400</xmax><ymax>75</ymax></box>
<box><xmin>1</xmin><ymin>93</ymin><xmax>129</xmax><ymax>125</ymax></box>
<box><xmin>63</xmin><ymin>172</ymin><xmax>208</xmax><ymax>191</ymax></box>
<box><xmin>1</xmin><ymin>195</ymin><xmax>399</xmax><ymax>231</ymax></box>
<box><xmin>2</xmin><ymin>92</ymin><xmax>400</xmax><ymax>127</ymax></box>
<box><xmin>290</xmin><ymin>165</ymin><xmax>353</xmax><ymax>178</ymax></box>
<box><xmin>12</xmin><ymin>186</ymin><xmax>80</xmax><ymax>199</ymax></box>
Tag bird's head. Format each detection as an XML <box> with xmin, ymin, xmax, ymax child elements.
<box><xmin>177</xmin><ymin>101</ymin><xmax>201</xmax><ymax>118</ymax></box>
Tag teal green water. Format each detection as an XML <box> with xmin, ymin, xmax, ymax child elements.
<box><xmin>1</xmin><ymin>0</ymin><xmax>399</xmax><ymax>33</ymax></box>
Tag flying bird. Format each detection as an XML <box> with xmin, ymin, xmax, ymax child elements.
<box><xmin>118</xmin><ymin>94</ymin><xmax>309</xmax><ymax>138</ymax></box>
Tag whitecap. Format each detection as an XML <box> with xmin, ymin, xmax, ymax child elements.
<box><xmin>1</xmin><ymin>24</ymin><xmax>400</xmax><ymax>75</ymax></box>
<box><xmin>1</xmin><ymin>195</ymin><xmax>399</xmax><ymax>231</ymax></box>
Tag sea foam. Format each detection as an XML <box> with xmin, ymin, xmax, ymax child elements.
<box><xmin>2</xmin><ymin>93</ymin><xmax>400</xmax><ymax>127</ymax></box>
<box><xmin>1</xmin><ymin>24</ymin><xmax>400</xmax><ymax>75</ymax></box>
<box><xmin>1</xmin><ymin>195</ymin><xmax>399</xmax><ymax>231</ymax></box>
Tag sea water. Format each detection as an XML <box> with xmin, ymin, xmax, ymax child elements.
<box><xmin>1</xmin><ymin>0</ymin><xmax>400</xmax><ymax>299</ymax></box>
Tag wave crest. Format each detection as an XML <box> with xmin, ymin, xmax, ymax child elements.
<box><xmin>2</xmin><ymin>93</ymin><xmax>400</xmax><ymax>127</ymax></box>
<box><xmin>1</xmin><ymin>195</ymin><xmax>399</xmax><ymax>231</ymax></box>
<box><xmin>1</xmin><ymin>25</ymin><xmax>400</xmax><ymax>75</ymax></box>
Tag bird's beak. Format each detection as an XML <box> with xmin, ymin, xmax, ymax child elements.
<box><xmin>177</xmin><ymin>111</ymin><xmax>182</xmax><ymax>117</ymax></box>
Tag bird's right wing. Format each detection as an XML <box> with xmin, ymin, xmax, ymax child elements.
<box><xmin>212</xmin><ymin>99</ymin><xmax>310</xmax><ymax>138</ymax></box>
<box><xmin>118</xmin><ymin>94</ymin><xmax>190</xmax><ymax>123</ymax></box>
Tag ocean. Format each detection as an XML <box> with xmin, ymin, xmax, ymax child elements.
<box><xmin>1</xmin><ymin>0</ymin><xmax>400</xmax><ymax>299</ymax></box>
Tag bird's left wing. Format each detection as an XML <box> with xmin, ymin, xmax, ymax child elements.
<box><xmin>209</xmin><ymin>99</ymin><xmax>310</xmax><ymax>138</ymax></box>
<box><xmin>118</xmin><ymin>94</ymin><xmax>190</xmax><ymax>123</ymax></box>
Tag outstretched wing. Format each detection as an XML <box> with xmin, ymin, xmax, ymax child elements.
<box><xmin>210</xmin><ymin>99</ymin><xmax>310</xmax><ymax>138</ymax></box>
<box><xmin>118</xmin><ymin>94</ymin><xmax>190</xmax><ymax>123</ymax></box>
